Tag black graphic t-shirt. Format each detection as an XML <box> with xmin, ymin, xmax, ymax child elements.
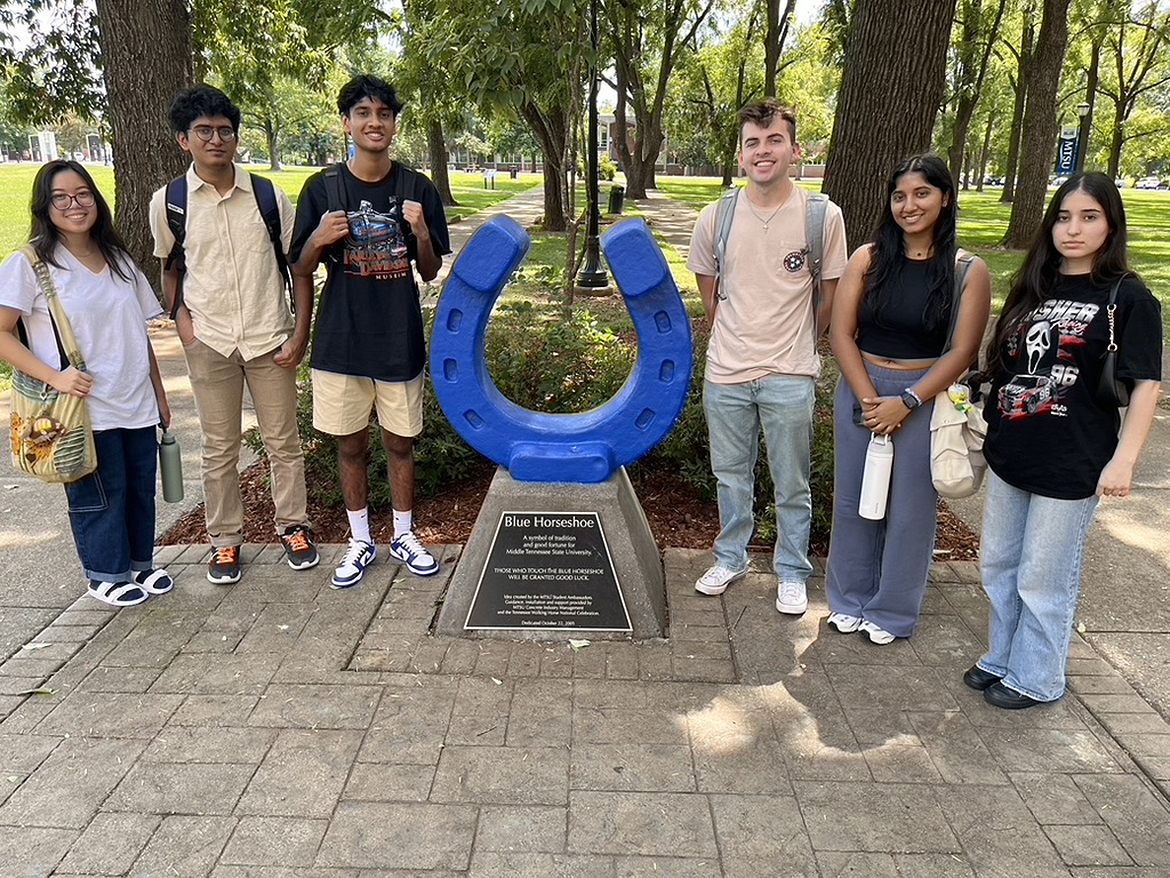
<box><xmin>290</xmin><ymin>163</ymin><xmax>450</xmax><ymax>381</ymax></box>
<box><xmin>984</xmin><ymin>274</ymin><xmax>1162</xmax><ymax>499</ymax></box>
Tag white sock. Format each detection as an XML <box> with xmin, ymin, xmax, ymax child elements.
<box><xmin>393</xmin><ymin>509</ymin><xmax>412</xmax><ymax>539</ymax></box>
<box><xmin>347</xmin><ymin>508</ymin><xmax>372</xmax><ymax>545</ymax></box>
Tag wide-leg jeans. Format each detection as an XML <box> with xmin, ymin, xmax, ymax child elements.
<box><xmin>64</xmin><ymin>426</ymin><xmax>158</xmax><ymax>582</ymax></box>
<box><xmin>977</xmin><ymin>470</ymin><xmax>1099</xmax><ymax>702</ymax></box>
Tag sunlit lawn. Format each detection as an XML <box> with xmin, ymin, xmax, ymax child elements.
<box><xmin>0</xmin><ymin>163</ymin><xmax>540</xmax><ymax>260</ymax></box>
<box><xmin>659</xmin><ymin>176</ymin><xmax>1170</xmax><ymax>330</ymax></box>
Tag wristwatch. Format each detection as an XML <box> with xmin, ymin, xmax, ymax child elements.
<box><xmin>901</xmin><ymin>389</ymin><xmax>922</xmax><ymax>410</ymax></box>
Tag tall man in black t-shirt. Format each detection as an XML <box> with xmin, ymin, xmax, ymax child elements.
<box><xmin>290</xmin><ymin>74</ymin><xmax>451</xmax><ymax>588</ymax></box>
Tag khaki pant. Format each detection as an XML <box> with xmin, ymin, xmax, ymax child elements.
<box><xmin>183</xmin><ymin>339</ymin><xmax>308</xmax><ymax>547</ymax></box>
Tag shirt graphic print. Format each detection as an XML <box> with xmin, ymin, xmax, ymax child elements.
<box><xmin>998</xmin><ymin>298</ymin><xmax>1099</xmax><ymax>420</ymax></box>
<box><xmin>343</xmin><ymin>199</ymin><xmax>410</xmax><ymax>280</ymax></box>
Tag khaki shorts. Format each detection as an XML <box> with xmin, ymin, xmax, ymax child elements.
<box><xmin>311</xmin><ymin>369</ymin><xmax>424</xmax><ymax>437</ymax></box>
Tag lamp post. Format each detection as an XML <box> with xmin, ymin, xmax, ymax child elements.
<box><xmin>574</xmin><ymin>0</ymin><xmax>610</xmax><ymax>292</ymax></box>
<box><xmin>1074</xmin><ymin>100</ymin><xmax>1091</xmax><ymax>174</ymax></box>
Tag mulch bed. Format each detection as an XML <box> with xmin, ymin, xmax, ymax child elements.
<box><xmin>159</xmin><ymin>458</ymin><xmax>979</xmax><ymax>560</ymax></box>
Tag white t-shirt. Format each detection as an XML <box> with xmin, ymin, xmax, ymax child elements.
<box><xmin>0</xmin><ymin>247</ymin><xmax>163</xmax><ymax>430</ymax></box>
<box><xmin>688</xmin><ymin>186</ymin><xmax>848</xmax><ymax>383</ymax></box>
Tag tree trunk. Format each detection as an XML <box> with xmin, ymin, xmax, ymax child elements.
<box><xmin>947</xmin><ymin>0</ymin><xmax>1008</xmax><ymax>186</ymax></box>
<box><xmin>523</xmin><ymin>101</ymin><xmax>569</xmax><ymax>232</ymax></box>
<box><xmin>427</xmin><ymin>119</ymin><xmax>457</xmax><ymax>206</ymax></box>
<box><xmin>93</xmin><ymin>0</ymin><xmax>193</xmax><ymax>283</ymax></box>
<box><xmin>1106</xmin><ymin>109</ymin><xmax>1124</xmax><ymax>179</ymax></box>
<box><xmin>265</xmin><ymin>119</ymin><xmax>282</xmax><ymax>172</ymax></box>
<box><xmin>1001</xmin><ymin>0</ymin><xmax>1072</xmax><ymax>248</ymax></box>
<box><xmin>764</xmin><ymin>0</ymin><xmax>798</xmax><ymax>96</ymax></box>
<box><xmin>1001</xmin><ymin>19</ymin><xmax>1033</xmax><ymax>203</ymax></box>
<box><xmin>823</xmin><ymin>0</ymin><xmax>957</xmax><ymax>243</ymax></box>
<box><xmin>976</xmin><ymin>109</ymin><xmax>994</xmax><ymax>191</ymax></box>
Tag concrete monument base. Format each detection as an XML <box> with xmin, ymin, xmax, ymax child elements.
<box><xmin>435</xmin><ymin>466</ymin><xmax>667</xmax><ymax>640</ymax></box>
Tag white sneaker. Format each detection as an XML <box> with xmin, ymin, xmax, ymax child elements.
<box><xmin>388</xmin><ymin>530</ymin><xmax>439</xmax><ymax>576</ymax></box>
<box><xmin>695</xmin><ymin>564</ymin><xmax>746</xmax><ymax>595</ymax></box>
<box><xmin>859</xmin><ymin>619</ymin><xmax>896</xmax><ymax>645</ymax></box>
<box><xmin>775</xmin><ymin>579</ymin><xmax>808</xmax><ymax>615</ymax></box>
<box><xmin>332</xmin><ymin>539</ymin><xmax>376</xmax><ymax>589</ymax></box>
<box><xmin>827</xmin><ymin>612</ymin><xmax>862</xmax><ymax>633</ymax></box>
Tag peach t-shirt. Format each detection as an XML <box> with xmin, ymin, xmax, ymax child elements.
<box><xmin>688</xmin><ymin>185</ymin><xmax>847</xmax><ymax>383</ymax></box>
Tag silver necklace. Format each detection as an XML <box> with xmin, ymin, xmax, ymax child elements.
<box><xmin>745</xmin><ymin>197</ymin><xmax>783</xmax><ymax>231</ymax></box>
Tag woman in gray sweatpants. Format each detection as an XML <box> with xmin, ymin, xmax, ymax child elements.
<box><xmin>825</xmin><ymin>155</ymin><xmax>991</xmax><ymax>644</ymax></box>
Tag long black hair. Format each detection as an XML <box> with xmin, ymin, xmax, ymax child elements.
<box><xmin>862</xmin><ymin>154</ymin><xmax>957</xmax><ymax>333</ymax></box>
<box><xmin>29</xmin><ymin>160</ymin><xmax>133</xmax><ymax>283</ymax></box>
<box><xmin>986</xmin><ymin>172</ymin><xmax>1131</xmax><ymax>369</ymax></box>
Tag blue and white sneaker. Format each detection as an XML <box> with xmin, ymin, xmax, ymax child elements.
<box><xmin>388</xmin><ymin>531</ymin><xmax>439</xmax><ymax>576</ymax></box>
<box><xmin>331</xmin><ymin>539</ymin><xmax>376</xmax><ymax>589</ymax></box>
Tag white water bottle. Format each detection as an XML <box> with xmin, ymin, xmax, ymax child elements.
<box><xmin>859</xmin><ymin>433</ymin><xmax>894</xmax><ymax>520</ymax></box>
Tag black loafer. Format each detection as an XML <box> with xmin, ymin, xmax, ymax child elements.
<box><xmin>963</xmin><ymin>665</ymin><xmax>1002</xmax><ymax>691</ymax></box>
<box><xmin>984</xmin><ymin>681</ymin><xmax>1046</xmax><ymax>710</ymax></box>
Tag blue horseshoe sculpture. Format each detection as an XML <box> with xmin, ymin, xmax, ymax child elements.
<box><xmin>430</xmin><ymin>216</ymin><xmax>692</xmax><ymax>483</ymax></box>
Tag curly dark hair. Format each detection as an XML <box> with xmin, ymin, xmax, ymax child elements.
<box><xmin>168</xmin><ymin>84</ymin><xmax>241</xmax><ymax>134</ymax></box>
<box><xmin>338</xmin><ymin>74</ymin><xmax>403</xmax><ymax>117</ymax></box>
<box><xmin>29</xmin><ymin>160</ymin><xmax>133</xmax><ymax>283</ymax></box>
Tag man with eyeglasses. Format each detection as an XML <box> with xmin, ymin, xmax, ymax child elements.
<box><xmin>148</xmin><ymin>84</ymin><xmax>317</xmax><ymax>585</ymax></box>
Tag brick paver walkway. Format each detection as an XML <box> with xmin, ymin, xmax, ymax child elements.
<box><xmin>3</xmin><ymin>545</ymin><xmax>1168</xmax><ymax>876</ymax></box>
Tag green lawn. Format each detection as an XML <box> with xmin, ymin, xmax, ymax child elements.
<box><xmin>0</xmin><ymin>164</ymin><xmax>539</xmax><ymax>260</ymax></box>
<box><xmin>658</xmin><ymin>176</ymin><xmax>1170</xmax><ymax>328</ymax></box>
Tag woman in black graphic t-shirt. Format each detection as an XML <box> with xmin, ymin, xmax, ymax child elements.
<box><xmin>964</xmin><ymin>173</ymin><xmax>1162</xmax><ymax>710</ymax></box>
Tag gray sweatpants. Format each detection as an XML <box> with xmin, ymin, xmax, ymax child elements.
<box><xmin>825</xmin><ymin>363</ymin><xmax>937</xmax><ymax>638</ymax></box>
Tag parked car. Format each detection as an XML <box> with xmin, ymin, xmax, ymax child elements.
<box><xmin>1136</xmin><ymin>176</ymin><xmax>1162</xmax><ymax>189</ymax></box>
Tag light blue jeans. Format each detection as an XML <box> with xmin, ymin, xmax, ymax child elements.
<box><xmin>977</xmin><ymin>470</ymin><xmax>1099</xmax><ymax>702</ymax></box>
<box><xmin>703</xmin><ymin>375</ymin><xmax>815</xmax><ymax>582</ymax></box>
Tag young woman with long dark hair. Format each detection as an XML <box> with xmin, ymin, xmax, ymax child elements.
<box><xmin>0</xmin><ymin>160</ymin><xmax>172</xmax><ymax>607</ymax></box>
<box><xmin>826</xmin><ymin>154</ymin><xmax>991</xmax><ymax>643</ymax></box>
<box><xmin>964</xmin><ymin>173</ymin><xmax>1161</xmax><ymax>709</ymax></box>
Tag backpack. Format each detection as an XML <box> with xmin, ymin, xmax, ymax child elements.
<box><xmin>163</xmin><ymin>173</ymin><xmax>291</xmax><ymax>319</ymax></box>
<box><xmin>712</xmin><ymin>186</ymin><xmax>829</xmax><ymax>325</ymax></box>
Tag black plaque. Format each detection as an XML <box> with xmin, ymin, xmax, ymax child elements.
<box><xmin>464</xmin><ymin>510</ymin><xmax>632</xmax><ymax>631</ymax></box>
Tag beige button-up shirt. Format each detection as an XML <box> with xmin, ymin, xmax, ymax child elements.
<box><xmin>150</xmin><ymin>164</ymin><xmax>296</xmax><ymax>360</ymax></box>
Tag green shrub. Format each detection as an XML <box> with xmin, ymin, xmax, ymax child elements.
<box><xmin>246</xmin><ymin>302</ymin><xmax>837</xmax><ymax>547</ymax></box>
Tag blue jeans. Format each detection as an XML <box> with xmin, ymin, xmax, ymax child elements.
<box><xmin>64</xmin><ymin>427</ymin><xmax>158</xmax><ymax>582</ymax></box>
<box><xmin>703</xmin><ymin>375</ymin><xmax>815</xmax><ymax>582</ymax></box>
<box><xmin>977</xmin><ymin>470</ymin><xmax>1099</xmax><ymax>702</ymax></box>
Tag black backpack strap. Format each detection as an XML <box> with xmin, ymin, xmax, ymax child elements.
<box><xmin>163</xmin><ymin>176</ymin><xmax>188</xmax><ymax>319</ymax></box>
<box><xmin>250</xmin><ymin>173</ymin><xmax>292</xmax><ymax>301</ymax></box>
<box><xmin>323</xmin><ymin>162</ymin><xmax>345</xmax><ymax>214</ymax></box>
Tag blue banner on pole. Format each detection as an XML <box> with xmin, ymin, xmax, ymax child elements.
<box><xmin>1055</xmin><ymin>126</ymin><xmax>1079</xmax><ymax>176</ymax></box>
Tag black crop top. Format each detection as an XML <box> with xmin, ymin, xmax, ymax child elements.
<box><xmin>856</xmin><ymin>260</ymin><xmax>951</xmax><ymax>358</ymax></box>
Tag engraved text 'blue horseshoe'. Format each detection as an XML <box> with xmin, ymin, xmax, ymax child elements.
<box><xmin>430</xmin><ymin>216</ymin><xmax>693</xmax><ymax>483</ymax></box>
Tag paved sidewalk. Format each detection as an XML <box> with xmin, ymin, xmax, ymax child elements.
<box><xmin>1</xmin><ymin>183</ymin><xmax>1169</xmax><ymax>875</ymax></box>
<box><xmin>3</xmin><ymin>547</ymin><xmax>1170</xmax><ymax>875</ymax></box>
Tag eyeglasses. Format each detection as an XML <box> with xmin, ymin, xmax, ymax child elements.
<box><xmin>50</xmin><ymin>191</ymin><xmax>96</xmax><ymax>210</ymax></box>
<box><xmin>189</xmin><ymin>126</ymin><xmax>237</xmax><ymax>143</ymax></box>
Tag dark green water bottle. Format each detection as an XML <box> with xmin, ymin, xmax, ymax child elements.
<box><xmin>159</xmin><ymin>430</ymin><xmax>184</xmax><ymax>503</ymax></box>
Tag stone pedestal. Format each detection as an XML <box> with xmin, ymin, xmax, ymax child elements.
<box><xmin>435</xmin><ymin>467</ymin><xmax>666</xmax><ymax>640</ymax></box>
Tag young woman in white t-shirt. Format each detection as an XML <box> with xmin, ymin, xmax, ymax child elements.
<box><xmin>0</xmin><ymin>160</ymin><xmax>172</xmax><ymax>607</ymax></box>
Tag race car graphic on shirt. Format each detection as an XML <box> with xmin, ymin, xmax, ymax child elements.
<box><xmin>998</xmin><ymin>298</ymin><xmax>1099</xmax><ymax>419</ymax></box>
<box><xmin>342</xmin><ymin>199</ymin><xmax>411</xmax><ymax>280</ymax></box>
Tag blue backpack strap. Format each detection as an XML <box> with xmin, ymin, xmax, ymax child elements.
<box><xmin>713</xmin><ymin>187</ymin><xmax>739</xmax><ymax>293</ymax></box>
<box><xmin>804</xmin><ymin>193</ymin><xmax>828</xmax><ymax>321</ymax></box>
<box><xmin>249</xmin><ymin>173</ymin><xmax>292</xmax><ymax>300</ymax></box>
<box><xmin>163</xmin><ymin>176</ymin><xmax>188</xmax><ymax>319</ymax></box>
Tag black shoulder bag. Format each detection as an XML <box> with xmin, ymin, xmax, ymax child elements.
<box><xmin>1094</xmin><ymin>274</ymin><xmax>1131</xmax><ymax>409</ymax></box>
